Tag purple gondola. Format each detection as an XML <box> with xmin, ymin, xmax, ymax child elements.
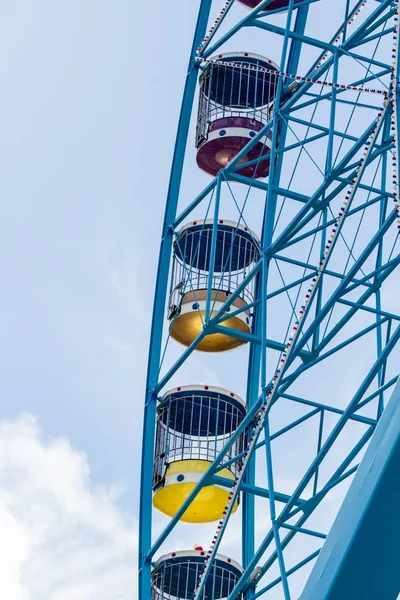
<box><xmin>196</xmin><ymin>52</ymin><xmax>278</xmax><ymax>179</ymax></box>
<box><xmin>196</xmin><ymin>116</ymin><xmax>273</xmax><ymax>178</ymax></box>
<box><xmin>239</xmin><ymin>0</ymin><xmax>303</xmax><ymax>11</ymax></box>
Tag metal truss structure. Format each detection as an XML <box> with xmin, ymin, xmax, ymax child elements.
<box><xmin>139</xmin><ymin>0</ymin><xmax>400</xmax><ymax>598</ymax></box>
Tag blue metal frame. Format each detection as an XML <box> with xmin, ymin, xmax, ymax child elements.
<box><xmin>138</xmin><ymin>1</ymin><xmax>212</xmax><ymax>596</ymax></box>
<box><xmin>139</xmin><ymin>1</ymin><xmax>400</xmax><ymax>598</ymax></box>
<box><xmin>300</xmin><ymin>380</ymin><xmax>400</xmax><ymax>600</ymax></box>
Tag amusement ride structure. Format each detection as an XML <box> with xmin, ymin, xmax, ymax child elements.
<box><xmin>139</xmin><ymin>0</ymin><xmax>400</xmax><ymax>598</ymax></box>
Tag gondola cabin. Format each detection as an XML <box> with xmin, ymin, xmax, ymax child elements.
<box><xmin>152</xmin><ymin>550</ymin><xmax>243</xmax><ymax>599</ymax></box>
<box><xmin>153</xmin><ymin>385</ymin><xmax>246</xmax><ymax>523</ymax></box>
<box><xmin>168</xmin><ymin>219</ymin><xmax>260</xmax><ymax>352</ymax></box>
<box><xmin>196</xmin><ymin>52</ymin><xmax>278</xmax><ymax>178</ymax></box>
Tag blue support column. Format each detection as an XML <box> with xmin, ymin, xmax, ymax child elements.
<box><xmin>301</xmin><ymin>380</ymin><xmax>400</xmax><ymax>600</ymax></box>
<box><xmin>241</xmin><ymin>4</ymin><xmax>310</xmax><ymax>596</ymax></box>
<box><xmin>138</xmin><ymin>2</ymin><xmax>211</xmax><ymax>599</ymax></box>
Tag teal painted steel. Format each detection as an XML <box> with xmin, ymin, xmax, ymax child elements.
<box><xmin>139</xmin><ymin>0</ymin><xmax>400</xmax><ymax>598</ymax></box>
<box><xmin>300</xmin><ymin>379</ymin><xmax>400</xmax><ymax>600</ymax></box>
<box><xmin>138</xmin><ymin>2</ymin><xmax>212</xmax><ymax>598</ymax></box>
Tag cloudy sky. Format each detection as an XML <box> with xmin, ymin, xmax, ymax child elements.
<box><xmin>0</xmin><ymin>1</ymin><xmax>196</xmax><ymax>597</ymax></box>
<box><xmin>0</xmin><ymin>1</ymin><xmax>398</xmax><ymax>599</ymax></box>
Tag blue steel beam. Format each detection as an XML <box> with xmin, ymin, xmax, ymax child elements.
<box><xmin>254</xmin><ymin>551</ymin><xmax>321</xmax><ymax>598</ymax></box>
<box><xmin>210</xmin><ymin>324</ymin><xmax>311</xmax><ymax>359</ymax></box>
<box><xmin>356</xmin><ymin>376</ymin><xmax>398</xmax><ymax>411</ymax></box>
<box><xmin>301</xmin><ymin>380</ymin><xmax>400</xmax><ymax>600</ymax></box>
<box><xmin>246</xmin><ymin>5</ymin><xmax>311</xmax><ymax>593</ymax></box>
<box><xmin>254</xmin><ymin>373</ymin><xmax>394</xmax><ymax>594</ymax></box>
<box><xmin>281</xmin><ymin>393</ymin><xmax>377</xmax><ymax>426</ymax></box>
<box><xmin>282</xmin><ymin>136</ymin><xmax>394</xmax><ymax>248</ymax></box>
<box><xmin>311</xmin><ymin>254</ymin><xmax>400</xmax><ymax>359</ymax></box>
<box><xmin>338</xmin><ymin>297</ymin><xmax>400</xmax><ymax>321</ymax></box>
<box><xmin>246</xmin><ymin>431</ymin><xmax>375</xmax><ymax>595</ymax></box>
<box><xmin>256</xmin><ymin>446</ymin><xmax>373</xmax><ymax>584</ymax></box>
<box><xmin>274</xmin><ymin>254</ymin><xmax>370</xmax><ymax>286</ymax></box>
<box><xmin>227</xmin><ymin>327</ymin><xmax>400</xmax><ymax>598</ymax></box>
<box><xmin>269</xmin><ymin>120</ymin><xmax>389</xmax><ymax>254</ymax></box>
<box><xmin>295</xmin><ymin>93</ymin><xmax>384</xmax><ymax>112</ymax></box>
<box><xmin>280</xmin><ymin>326</ymin><xmax>400</xmax><ymax>522</ymax></box>
<box><xmin>349</xmin><ymin>7</ymin><xmax>397</xmax><ymax>48</ymax></box>
<box><xmin>335</xmin><ymin>177</ymin><xmax>394</xmax><ymax>196</ymax></box>
<box><xmin>138</xmin><ymin>1</ymin><xmax>211</xmax><ymax>597</ymax></box>
<box><xmin>241</xmin><ymin>9</ymin><xmax>290</xmax><ymax>579</ymax></box>
<box><xmin>280</xmin><ymin>523</ymin><xmax>327</xmax><ymax>540</ymax></box>
<box><xmin>279</xmin><ymin>195</ymin><xmax>386</xmax><ymax>250</ymax></box>
<box><xmin>283</xmin><ymin>115</ymin><xmax>358</xmax><ymax>141</ymax></box>
<box><xmin>201</xmin><ymin>0</ymin><xmax>280</xmax><ymax>59</ymax></box>
<box><xmin>209</xmin><ymin>477</ymin><xmax>304</xmax><ymax>506</ymax></box>
<box><xmin>284</xmin><ymin>210</ymin><xmax>397</xmax><ymax>366</ymax></box>
<box><xmin>292</xmin><ymin>84</ymin><xmax>388</xmax><ymax>113</ymax></box>
<box><xmin>342</xmin><ymin>255</ymin><xmax>400</xmax><ymax>293</ymax></box>
<box><xmin>252</xmin><ymin>19</ymin><xmax>335</xmax><ymax>52</ymax></box>
<box><xmin>272</xmin><ymin>0</ymin><xmax>393</xmax><ymax>119</ymax></box>
<box><xmin>173</xmin><ymin>179</ymin><xmax>216</xmax><ymax>228</ymax></box>
<box><xmin>278</xmin><ymin>264</ymin><xmax>399</xmax><ymax>391</ymax></box>
<box><xmin>279</xmin><ymin>321</ymin><xmax>389</xmax><ymax>392</ymax></box>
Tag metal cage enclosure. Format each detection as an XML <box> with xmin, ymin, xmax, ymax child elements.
<box><xmin>152</xmin><ymin>385</ymin><xmax>247</xmax><ymax>523</ymax></box>
<box><xmin>168</xmin><ymin>219</ymin><xmax>260</xmax><ymax>352</ymax></box>
<box><xmin>151</xmin><ymin>550</ymin><xmax>243</xmax><ymax>600</ymax></box>
<box><xmin>195</xmin><ymin>52</ymin><xmax>278</xmax><ymax>177</ymax></box>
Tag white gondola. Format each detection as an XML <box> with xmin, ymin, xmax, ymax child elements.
<box><xmin>152</xmin><ymin>549</ymin><xmax>243</xmax><ymax>599</ymax></box>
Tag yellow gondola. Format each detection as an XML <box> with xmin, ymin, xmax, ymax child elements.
<box><xmin>153</xmin><ymin>385</ymin><xmax>246</xmax><ymax>523</ymax></box>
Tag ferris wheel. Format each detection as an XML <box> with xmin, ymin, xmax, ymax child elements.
<box><xmin>139</xmin><ymin>0</ymin><xmax>400</xmax><ymax>598</ymax></box>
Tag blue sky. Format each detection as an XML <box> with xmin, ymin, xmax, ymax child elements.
<box><xmin>0</xmin><ymin>0</ymin><xmax>196</xmax><ymax>493</ymax></box>
<box><xmin>0</xmin><ymin>1</ymin><xmax>198</xmax><ymax>597</ymax></box>
<box><xmin>0</xmin><ymin>1</ymin><xmax>398</xmax><ymax>599</ymax></box>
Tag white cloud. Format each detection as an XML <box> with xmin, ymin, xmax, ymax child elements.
<box><xmin>0</xmin><ymin>414</ymin><xmax>137</xmax><ymax>600</ymax></box>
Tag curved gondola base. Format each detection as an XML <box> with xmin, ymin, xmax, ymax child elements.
<box><xmin>153</xmin><ymin>459</ymin><xmax>238</xmax><ymax>523</ymax></box>
<box><xmin>239</xmin><ymin>0</ymin><xmax>303</xmax><ymax>11</ymax></box>
<box><xmin>196</xmin><ymin>117</ymin><xmax>273</xmax><ymax>178</ymax></box>
<box><xmin>170</xmin><ymin>290</ymin><xmax>250</xmax><ymax>352</ymax></box>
